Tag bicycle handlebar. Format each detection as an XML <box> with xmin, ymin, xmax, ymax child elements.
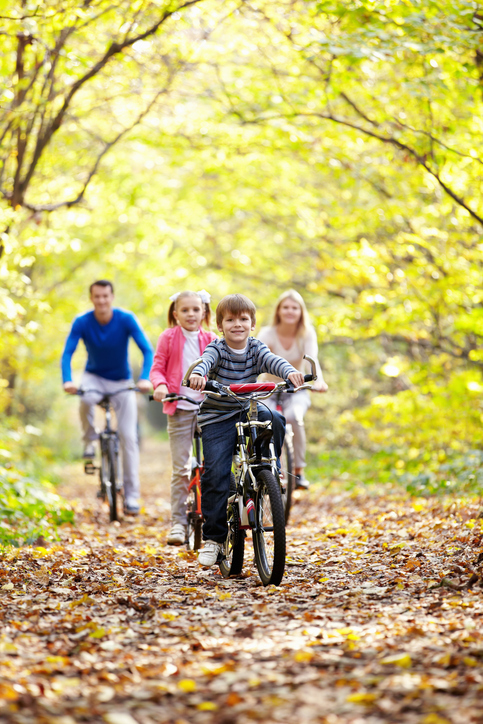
<box><xmin>149</xmin><ymin>393</ymin><xmax>200</xmax><ymax>406</ymax></box>
<box><xmin>75</xmin><ymin>386</ymin><xmax>141</xmax><ymax>397</ymax></box>
<box><xmin>181</xmin><ymin>354</ymin><xmax>317</xmax><ymax>400</ymax></box>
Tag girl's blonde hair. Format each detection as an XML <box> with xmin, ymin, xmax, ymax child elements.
<box><xmin>272</xmin><ymin>289</ymin><xmax>310</xmax><ymax>341</ymax></box>
<box><xmin>168</xmin><ymin>291</ymin><xmax>212</xmax><ymax>328</ymax></box>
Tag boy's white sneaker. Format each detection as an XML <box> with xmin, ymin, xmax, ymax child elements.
<box><xmin>198</xmin><ymin>540</ymin><xmax>222</xmax><ymax>567</ymax></box>
<box><xmin>167</xmin><ymin>524</ymin><xmax>186</xmax><ymax>546</ymax></box>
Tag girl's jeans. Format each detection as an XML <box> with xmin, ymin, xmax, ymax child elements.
<box><xmin>200</xmin><ymin>406</ymin><xmax>285</xmax><ymax>543</ymax></box>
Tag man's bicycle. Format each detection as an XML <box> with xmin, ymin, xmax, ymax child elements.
<box><xmin>149</xmin><ymin>393</ymin><xmax>204</xmax><ymax>550</ymax></box>
<box><xmin>77</xmin><ymin>387</ymin><xmax>139</xmax><ymax>522</ymax></box>
<box><xmin>183</xmin><ymin>355</ymin><xmax>317</xmax><ymax>586</ymax></box>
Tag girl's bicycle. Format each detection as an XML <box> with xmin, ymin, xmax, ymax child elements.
<box><xmin>183</xmin><ymin>355</ymin><xmax>317</xmax><ymax>586</ymax></box>
<box><xmin>77</xmin><ymin>387</ymin><xmax>139</xmax><ymax>522</ymax></box>
<box><xmin>149</xmin><ymin>393</ymin><xmax>204</xmax><ymax>550</ymax></box>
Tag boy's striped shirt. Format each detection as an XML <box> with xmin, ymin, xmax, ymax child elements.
<box><xmin>192</xmin><ymin>337</ymin><xmax>296</xmax><ymax>427</ymax></box>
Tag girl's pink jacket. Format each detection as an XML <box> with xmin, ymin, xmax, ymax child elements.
<box><xmin>149</xmin><ymin>325</ymin><xmax>217</xmax><ymax>416</ymax></box>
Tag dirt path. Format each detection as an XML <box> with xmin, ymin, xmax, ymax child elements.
<box><xmin>1</xmin><ymin>442</ymin><xmax>483</xmax><ymax>723</ymax></box>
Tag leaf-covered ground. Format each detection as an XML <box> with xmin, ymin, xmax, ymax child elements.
<box><xmin>1</xmin><ymin>439</ymin><xmax>483</xmax><ymax>724</ymax></box>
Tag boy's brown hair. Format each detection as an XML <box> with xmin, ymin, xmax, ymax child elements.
<box><xmin>216</xmin><ymin>294</ymin><xmax>256</xmax><ymax>328</ymax></box>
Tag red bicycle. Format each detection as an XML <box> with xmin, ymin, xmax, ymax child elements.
<box><xmin>150</xmin><ymin>393</ymin><xmax>204</xmax><ymax>550</ymax></box>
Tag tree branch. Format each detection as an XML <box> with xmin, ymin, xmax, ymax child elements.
<box><xmin>15</xmin><ymin>0</ymin><xmax>205</xmax><ymax>206</ymax></box>
<box><xmin>21</xmin><ymin>85</ymin><xmax>170</xmax><ymax>212</ymax></box>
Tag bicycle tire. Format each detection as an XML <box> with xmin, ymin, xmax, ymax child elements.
<box><xmin>187</xmin><ymin>482</ymin><xmax>202</xmax><ymax>550</ymax></box>
<box><xmin>281</xmin><ymin>427</ymin><xmax>294</xmax><ymax>525</ymax></box>
<box><xmin>99</xmin><ymin>442</ymin><xmax>108</xmax><ymax>501</ymax></box>
<box><xmin>219</xmin><ymin>473</ymin><xmax>244</xmax><ymax>578</ymax></box>
<box><xmin>106</xmin><ymin>437</ymin><xmax>118</xmax><ymax>522</ymax></box>
<box><xmin>253</xmin><ymin>469</ymin><xmax>286</xmax><ymax>586</ymax></box>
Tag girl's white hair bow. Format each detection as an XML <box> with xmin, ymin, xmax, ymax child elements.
<box><xmin>169</xmin><ymin>290</ymin><xmax>211</xmax><ymax>304</ymax></box>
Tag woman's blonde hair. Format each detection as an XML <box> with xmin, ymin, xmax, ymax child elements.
<box><xmin>272</xmin><ymin>289</ymin><xmax>310</xmax><ymax>340</ymax></box>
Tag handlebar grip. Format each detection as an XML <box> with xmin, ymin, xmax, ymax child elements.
<box><xmin>149</xmin><ymin>394</ymin><xmax>154</xmax><ymax>401</ymax></box>
<box><xmin>304</xmin><ymin>374</ymin><xmax>314</xmax><ymax>382</ymax></box>
<box><xmin>205</xmin><ymin>381</ymin><xmax>220</xmax><ymax>392</ymax></box>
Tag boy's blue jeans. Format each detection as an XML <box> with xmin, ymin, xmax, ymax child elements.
<box><xmin>200</xmin><ymin>406</ymin><xmax>286</xmax><ymax>543</ymax></box>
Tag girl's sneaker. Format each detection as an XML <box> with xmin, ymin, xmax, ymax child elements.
<box><xmin>167</xmin><ymin>524</ymin><xmax>187</xmax><ymax>546</ymax></box>
<box><xmin>198</xmin><ymin>540</ymin><xmax>222</xmax><ymax>567</ymax></box>
<box><xmin>295</xmin><ymin>474</ymin><xmax>309</xmax><ymax>490</ymax></box>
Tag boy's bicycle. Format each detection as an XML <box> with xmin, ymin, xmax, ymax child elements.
<box><xmin>149</xmin><ymin>393</ymin><xmax>204</xmax><ymax>550</ymax></box>
<box><xmin>77</xmin><ymin>387</ymin><xmax>139</xmax><ymax>522</ymax></box>
<box><xmin>183</xmin><ymin>355</ymin><xmax>317</xmax><ymax>586</ymax></box>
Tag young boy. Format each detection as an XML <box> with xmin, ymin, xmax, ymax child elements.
<box><xmin>189</xmin><ymin>294</ymin><xmax>304</xmax><ymax>567</ymax></box>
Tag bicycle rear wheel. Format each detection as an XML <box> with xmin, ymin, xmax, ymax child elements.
<box><xmin>253</xmin><ymin>469</ymin><xmax>286</xmax><ymax>586</ymax></box>
<box><xmin>105</xmin><ymin>438</ymin><xmax>119</xmax><ymax>522</ymax></box>
<box><xmin>281</xmin><ymin>425</ymin><xmax>294</xmax><ymax>525</ymax></box>
<box><xmin>219</xmin><ymin>473</ymin><xmax>244</xmax><ymax>578</ymax></box>
<box><xmin>187</xmin><ymin>479</ymin><xmax>202</xmax><ymax>550</ymax></box>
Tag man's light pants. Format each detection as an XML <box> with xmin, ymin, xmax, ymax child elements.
<box><xmin>79</xmin><ymin>371</ymin><xmax>140</xmax><ymax>507</ymax></box>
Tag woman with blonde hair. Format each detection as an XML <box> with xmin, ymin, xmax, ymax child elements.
<box><xmin>258</xmin><ymin>290</ymin><xmax>328</xmax><ymax>489</ymax></box>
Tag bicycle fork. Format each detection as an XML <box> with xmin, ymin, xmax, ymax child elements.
<box><xmin>234</xmin><ymin>421</ymin><xmax>257</xmax><ymax>529</ymax></box>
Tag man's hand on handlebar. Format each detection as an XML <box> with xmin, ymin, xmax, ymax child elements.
<box><xmin>137</xmin><ymin>379</ymin><xmax>152</xmax><ymax>394</ymax></box>
<box><xmin>152</xmin><ymin>383</ymin><xmax>169</xmax><ymax>402</ymax></box>
<box><xmin>63</xmin><ymin>382</ymin><xmax>78</xmax><ymax>395</ymax></box>
<box><xmin>313</xmin><ymin>379</ymin><xmax>329</xmax><ymax>393</ymax></box>
<box><xmin>288</xmin><ymin>371</ymin><xmax>304</xmax><ymax>388</ymax></box>
<box><xmin>189</xmin><ymin>374</ymin><xmax>206</xmax><ymax>391</ymax></box>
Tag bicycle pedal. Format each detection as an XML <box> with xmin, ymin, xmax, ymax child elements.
<box><xmin>84</xmin><ymin>461</ymin><xmax>98</xmax><ymax>475</ymax></box>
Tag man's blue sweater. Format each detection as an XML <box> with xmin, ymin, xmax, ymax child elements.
<box><xmin>61</xmin><ymin>308</ymin><xmax>154</xmax><ymax>383</ymax></box>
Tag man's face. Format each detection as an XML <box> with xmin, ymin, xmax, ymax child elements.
<box><xmin>90</xmin><ymin>285</ymin><xmax>114</xmax><ymax>315</ymax></box>
<box><xmin>218</xmin><ymin>311</ymin><xmax>254</xmax><ymax>349</ymax></box>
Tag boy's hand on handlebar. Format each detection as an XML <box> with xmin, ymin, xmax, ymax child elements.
<box><xmin>63</xmin><ymin>382</ymin><xmax>78</xmax><ymax>395</ymax></box>
<box><xmin>189</xmin><ymin>374</ymin><xmax>206</xmax><ymax>391</ymax></box>
<box><xmin>288</xmin><ymin>371</ymin><xmax>305</xmax><ymax>388</ymax></box>
<box><xmin>153</xmin><ymin>383</ymin><xmax>168</xmax><ymax>402</ymax></box>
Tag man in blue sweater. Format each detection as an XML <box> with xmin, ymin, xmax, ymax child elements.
<box><xmin>61</xmin><ymin>280</ymin><xmax>154</xmax><ymax>514</ymax></box>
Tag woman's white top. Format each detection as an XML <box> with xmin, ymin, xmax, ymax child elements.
<box><xmin>258</xmin><ymin>325</ymin><xmax>325</xmax><ymax>386</ymax></box>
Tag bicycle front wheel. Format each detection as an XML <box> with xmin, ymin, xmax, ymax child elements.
<box><xmin>281</xmin><ymin>426</ymin><xmax>294</xmax><ymax>525</ymax></box>
<box><xmin>219</xmin><ymin>473</ymin><xmax>244</xmax><ymax>578</ymax></box>
<box><xmin>253</xmin><ymin>469</ymin><xmax>286</xmax><ymax>586</ymax></box>
<box><xmin>106</xmin><ymin>438</ymin><xmax>119</xmax><ymax>522</ymax></box>
<box><xmin>187</xmin><ymin>479</ymin><xmax>202</xmax><ymax>550</ymax></box>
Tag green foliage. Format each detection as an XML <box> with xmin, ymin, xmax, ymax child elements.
<box><xmin>0</xmin><ymin>466</ymin><xmax>74</xmax><ymax>547</ymax></box>
<box><xmin>1</xmin><ymin>0</ymin><xmax>483</xmax><ymax>501</ymax></box>
<box><xmin>0</xmin><ymin>421</ymin><xmax>74</xmax><ymax>547</ymax></box>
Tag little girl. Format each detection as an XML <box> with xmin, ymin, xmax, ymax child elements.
<box><xmin>150</xmin><ymin>290</ymin><xmax>217</xmax><ymax>545</ymax></box>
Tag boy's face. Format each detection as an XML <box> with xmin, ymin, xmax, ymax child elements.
<box><xmin>218</xmin><ymin>311</ymin><xmax>255</xmax><ymax>349</ymax></box>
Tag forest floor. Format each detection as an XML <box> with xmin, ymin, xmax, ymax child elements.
<box><xmin>1</xmin><ymin>438</ymin><xmax>483</xmax><ymax>723</ymax></box>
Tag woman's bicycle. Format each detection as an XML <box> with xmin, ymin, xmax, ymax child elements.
<box><xmin>273</xmin><ymin>392</ymin><xmax>295</xmax><ymax>525</ymax></box>
<box><xmin>183</xmin><ymin>355</ymin><xmax>317</xmax><ymax>586</ymax></box>
<box><xmin>77</xmin><ymin>387</ymin><xmax>139</xmax><ymax>522</ymax></box>
<box><xmin>149</xmin><ymin>393</ymin><xmax>204</xmax><ymax>550</ymax></box>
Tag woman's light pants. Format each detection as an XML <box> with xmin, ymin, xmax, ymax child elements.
<box><xmin>264</xmin><ymin>389</ymin><xmax>311</xmax><ymax>470</ymax></box>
